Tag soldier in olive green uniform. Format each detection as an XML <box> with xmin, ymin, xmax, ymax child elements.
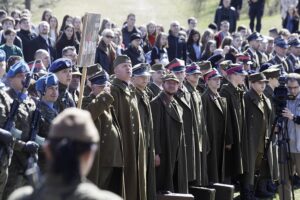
<box><xmin>82</xmin><ymin>70</ymin><xmax>123</xmax><ymax>196</ymax></box>
<box><xmin>131</xmin><ymin>63</ymin><xmax>156</xmax><ymax>200</ymax></box>
<box><xmin>49</xmin><ymin>58</ymin><xmax>75</xmax><ymax>113</ymax></box>
<box><xmin>3</xmin><ymin>61</ymin><xmax>38</xmax><ymax>199</ymax></box>
<box><xmin>110</xmin><ymin>55</ymin><xmax>146</xmax><ymax>200</ymax></box>
<box><xmin>196</xmin><ymin>61</ymin><xmax>212</xmax><ymax>94</ymax></box>
<box><xmin>8</xmin><ymin>108</ymin><xmax>122</xmax><ymax>200</ymax></box>
<box><xmin>147</xmin><ymin>63</ymin><xmax>165</xmax><ymax>98</ymax></box>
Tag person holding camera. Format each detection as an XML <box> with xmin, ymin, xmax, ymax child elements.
<box><xmin>280</xmin><ymin>73</ymin><xmax>300</xmax><ymax>200</ymax></box>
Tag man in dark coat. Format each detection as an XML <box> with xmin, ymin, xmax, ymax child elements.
<box><xmin>185</xmin><ymin>63</ymin><xmax>209</xmax><ymax>186</ymax></box>
<box><xmin>148</xmin><ymin>64</ymin><xmax>165</xmax><ymax>98</ymax></box>
<box><xmin>150</xmin><ymin>73</ymin><xmax>188</xmax><ymax>193</ymax></box>
<box><xmin>29</xmin><ymin>21</ymin><xmax>56</xmax><ymax>62</ymax></box>
<box><xmin>83</xmin><ymin>71</ymin><xmax>123</xmax><ymax>196</ymax></box>
<box><xmin>121</xmin><ymin>13</ymin><xmax>140</xmax><ymax>48</ymax></box>
<box><xmin>131</xmin><ymin>63</ymin><xmax>156</xmax><ymax>200</ymax></box>
<box><xmin>110</xmin><ymin>55</ymin><xmax>147</xmax><ymax>200</ymax></box>
<box><xmin>201</xmin><ymin>68</ymin><xmax>228</xmax><ymax>184</ymax></box>
<box><xmin>0</xmin><ymin>17</ymin><xmax>22</xmax><ymax>50</ymax></box>
<box><xmin>214</xmin><ymin>0</ymin><xmax>237</xmax><ymax>33</ymax></box>
<box><xmin>167</xmin><ymin>21</ymin><xmax>187</xmax><ymax>62</ymax></box>
<box><xmin>286</xmin><ymin>38</ymin><xmax>300</xmax><ymax>72</ymax></box>
<box><xmin>17</xmin><ymin>17</ymin><xmax>37</xmax><ymax>62</ymax></box>
<box><xmin>244</xmin><ymin>32</ymin><xmax>262</xmax><ymax>71</ymax></box>
<box><xmin>219</xmin><ymin>64</ymin><xmax>250</xmax><ymax>197</ymax></box>
<box><xmin>248</xmin><ymin>0</ymin><xmax>265</xmax><ymax>32</ymax></box>
<box><xmin>244</xmin><ymin>72</ymin><xmax>274</xmax><ymax>198</ymax></box>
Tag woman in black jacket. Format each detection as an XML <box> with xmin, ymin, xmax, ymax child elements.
<box><xmin>201</xmin><ymin>40</ymin><xmax>216</xmax><ymax>61</ymax></box>
<box><xmin>150</xmin><ymin>32</ymin><xmax>169</xmax><ymax>65</ymax></box>
<box><xmin>55</xmin><ymin>24</ymin><xmax>80</xmax><ymax>58</ymax></box>
<box><xmin>123</xmin><ymin>33</ymin><xmax>145</xmax><ymax>66</ymax></box>
<box><xmin>283</xmin><ymin>6</ymin><xmax>299</xmax><ymax>33</ymax></box>
<box><xmin>187</xmin><ymin>29</ymin><xmax>202</xmax><ymax>63</ymax></box>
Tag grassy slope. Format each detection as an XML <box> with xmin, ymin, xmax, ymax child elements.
<box><xmin>30</xmin><ymin>1</ymin><xmax>298</xmax><ymax>199</ymax></box>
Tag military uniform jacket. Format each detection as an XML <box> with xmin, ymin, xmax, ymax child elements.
<box><xmin>268</xmin><ymin>54</ymin><xmax>291</xmax><ymax>74</ymax></box>
<box><xmin>111</xmin><ymin>78</ymin><xmax>146</xmax><ymax>200</ymax></box>
<box><xmin>7</xmin><ymin>175</ymin><xmax>122</xmax><ymax>200</ymax></box>
<box><xmin>257</xmin><ymin>51</ymin><xmax>269</xmax><ymax>65</ymax></box>
<box><xmin>244</xmin><ymin>89</ymin><xmax>274</xmax><ymax>184</ymax></box>
<box><xmin>184</xmin><ymin>81</ymin><xmax>209</xmax><ymax>186</ymax></box>
<box><xmin>54</xmin><ymin>83</ymin><xmax>75</xmax><ymax>113</ymax></box>
<box><xmin>147</xmin><ymin>82</ymin><xmax>161</xmax><ymax>98</ymax></box>
<box><xmin>134</xmin><ymin>87</ymin><xmax>156</xmax><ymax>200</ymax></box>
<box><xmin>201</xmin><ymin>88</ymin><xmax>227</xmax><ymax>183</ymax></box>
<box><xmin>150</xmin><ymin>92</ymin><xmax>188</xmax><ymax>193</ymax></box>
<box><xmin>244</xmin><ymin>48</ymin><xmax>260</xmax><ymax>71</ymax></box>
<box><xmin>220</xmin><ymin>83</ymin><xmax>249</xmax><ymax>178</ymax></box>
<box><xmin>286</xmin><ymin>53</ymin><xmax>300</xmax><ymax>72</ymax></box>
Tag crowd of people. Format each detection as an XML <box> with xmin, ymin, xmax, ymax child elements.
<box><xmin>0</xmin><ymin>0</ymin><xmax>300</xmax><ymax>200</ymax></box>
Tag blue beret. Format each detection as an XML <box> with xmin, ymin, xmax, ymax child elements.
<box><xmin>288</xmin><ymin>38</ymin><xmax>300</xmax><ymax>48</ymax></box>
<box><xmin>132</xmin><ymin>63</ymin><xmax>152</xmax><ymax>76</ymax></box>
<box><xmin>35</xmin><ymin>73</ymin><xmax>59</xmax><ymax>94</ymax></box>
<box><xmin>49</xmin><ymin>58</ymin><xmax>72</xmax><ymax>73</ymax></box>
<box><xmin>0</xmin><ymin>50</ymin><xmax>6</xmax><ymax>62</ymax></box>
<box><xmin>6</xmin><ymin>60</ymin><xmax>30</xmax><ymax>78</ymax></box>
<box><xmin>89</xmin><ymin>70</ymin><xmax>109</xmax><ymax>85</ymax></box>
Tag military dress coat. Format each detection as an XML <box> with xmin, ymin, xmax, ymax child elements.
<box><xmin>134</xmin><ymin>87</ymin><xmax>156</xmax><ymax>200</ymax></box>
<box><xmin>244</xmin><ymin>89</ymin><xmax>274</xmax><ymax>184</ymax></box>
<box><xmin>82</xmin><ymin>92</ymin><xmax>123</xmax><ymax>190</ymax></box>
<box><xmin>110</xmin><ymin>78</ymin><xmax>147</xmax><ymax>200</ymax></box>
<box><xmin>184</xmin><ymin>81</ymin><xmax>209</xmax><ymax>186</ymax></box>
<box><xmin>220</xmin><ymin>83</ymin><xmax>249</xmax><ymax>178</ymax></box>
<box><xmin>201</xmin><ymin>88</ymin><xmax>227</xmax><ymax>184</ymax></box>
<box><xmin>150</xmin><ymin>92</ymin><xmax>188</xmax><ymax>193</ymax></box>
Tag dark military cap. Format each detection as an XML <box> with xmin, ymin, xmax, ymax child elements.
<box><xmin>132</xmin><ymin>63</ymin><xmax>153</xmax><ymax>77</ymax></box>
<box><xmin>288</xmin><ymin>38</ymin><xmax>300</xmax><ymax>48</ymax></box>
<box><xmin>6</xmin><ymin>60</ymin><xmax>30</xmax><ymax>78</ymax></box>
<box><xmin>72</xmin><ymin>65</ymin><xmax>82</xmax><ymax>76</ymax></box>
<box><xmin>236</xmin><ymin>53</ymin><xmax>253</xmax><ymax>65</ymax></box>
<box><xmin>248</xmin><ymin>72</ymin><xmax>268</xmax><ymax>82</ymax></box>
<box><xmin>186</xmin><ymin>63</ymin><xmax>201</xmax><ymax>75</ymax></box>
<box><xmin>0</xmin><ymin>49</ymin><xmax>6</xmax><ymax>62</ymax></box>
<box><xmin>247</xmin><ymin>32</ymin><xmax>263</xmax><ymax>42</ymax></box>
<box><xmin>269</xmin><ymin>27</ymin><xmax>278</xmax><ymax>34</ymax></box>
<box><xmin>274</xmin><ymin>37</ymin><xmax>289</xmax><ymax>49</ymax></box>
<box><xmin>49</xmin><ymin>58</ymin><xmax>72</xmax><ymax>73</ymax></box>
<box><xmin>203</xmin><ymin>68</ymin><xmax>222</xmax><ymax>82</ymax></box>
<box><xmin>226</xmin><ymin>64</ymin><xmax>247</xmax><ymax>75</ymax></box>
<box><xmin>89</xmin><ymin>70</ymin><xmax>109</xmax><ymax>86</ymax></box>
<box><xmin>208</xmin><ymin>54</ymin><xmax>224</xmax><ymax>67</ymax></box>
<box><xmin>165</xmin><ymin>58</ymin><xmax>185</xmax><ymax>72</ymax></box>
<box><xmin>151</xmin><ymin>63</ymin><xmax>164</xmax><ymax>71</ymax></box>
<box><xmin>87</xmin><ymin>63</ymin><xmax>102</xmax><ymax>76</ymax></box>
<box><xmin>49</xmin><ymin>108</ymin><xmax>99</xmax><ymax>143</ymax></box>
<box><xmin>35</xmin><ymin>73</ymin><xmax>59</xmax><ymax>94</ymax></box>
<box><xmin>162</xmin><ymin>73</ymin><xmax>179</xmax><ymax>83</ymax></box>
<box><xmin>130</xmin><ymin>33</ymin><xmax>142</xmax><ymax>42</ymax></box>
<box><xmin>262</xmin><ymin>68</ymin><xmax>280</xmax><ymax>79</ymax></box>
<box><xmin>219</xmin><ymin>60</ymin><xmax>232</xmax><ymax>71</ymax></box>
<box><xmin>259</xmin><ymin>63</ymin><xmax>281</xmax><ymax>72</ymax></box>
<box><xmin>113</xmin><ymin>55</ymin><xmax>131</xmax><ymax>68</ymax></box>
<box><xmin>197</xmin><ymin>61</ymin><xmax>212</xmax><ymax>71</ymax></box>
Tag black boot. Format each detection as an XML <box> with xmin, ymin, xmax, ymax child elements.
<box><xmin>255</xmin><ymin>180</ymin><xmax>275</xmax><ymax>198</ymax></box>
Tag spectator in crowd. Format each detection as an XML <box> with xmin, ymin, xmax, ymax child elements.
<box><xmin>55</xmin><ymin>24</ymin><xmax>79</xmax><ymax>58</ymax></box>
<box><xmin>139</xmin><ymin>25</ymin><xmax>151</xmax><ymax>52</ymax></box>
<box><xmin>232</xmin><ymin>32</ymin><xmax>243</xmax><ymax>52</ymax></box>
<box><xmin>201</xmin><ymin>40</ymin><xmax>216</xmax><ymax>61</ymax></box>
<box><xmin>280</xmin><ymin>0</ymin><xmax>298</xmax><ymax>19</ymax></box>
<box><xmin>219</xmin><ymin>0</ymin><xmax>243</xmax><ymax>19</ymax></box>
<box><xmin>29</xmin><ymin>21</ymin><xmax>56</xmax><ymax>62</ymax></box>
<box><xmin>73</xmin><ymin>16</ymin><xmax>82</xmax><ymax>41</ymax></box>
<box><xmin>214</xmin><ymin>0</ymin><xmax>237</xmax><ymax>33</ymax></box>
<box><xmin>0</xmin><ymin>29</ymin><xmax>23</xmax><ymax>60</ymax></box>
<box><xmin>34</xmin><ymin>49</ymin><xmax>51</xmax><ymax>69</ymax></box>
<box><xmin>146</xmin><ymin>21</ymin><xmax>157</xmax><ymax>49</ymax></box>
<box><xmin>282</xmin><ymin>5</ymin><xmax>299</xmax><ymax>34</ymax></box>
<box><xmin>62</xmin><ymin>46</ymin><xmax>78</xmax><ymax>66</ymax></box>
<box><xmin>124</xmin><ymin>33</ymin><xmax>145</xmax><ymax>66</ymax></box>
<box><xmin>113</xmin><ymin>28</ymin><xmax>124</xmax><ymax>56</ymax></box>
<box><xmin>201</xmin><ymin>28</ymin><xmax>214</xmax><ymax>52</ymax></box>
<box><xmin>150</xmin><ymin>32</ymin><xmax>169</xmax><ymax>65</ymax></box>
<box><xmin>10</xmin><ymin>9</ymin><xmax>21</xmax><ymax>21</ymax></box>
<box><xmin>215</xmin><ymin>21</ymin><xmax>231</xmax><ymax>48</ymax></box>
<box><xmin>0</xmin><ymin>17</ymin><xmax>22</xmax><ymax>49</ymax></box>
<box><xmin>186</xmin><ymin>17</ymin><xmax>198</xmax><ymax>36</ymax></box>
<box><xmin>95</xmin><ymin>29</ymin><xmax>116</xmax><ymax>74</ymax></box>
<box><xmin>0</xmin><ymin>50</ymin><xmax>6</xmax><ymax>79</ymax></box>
<box><xmin>41</xmin><ymin>9</ymin><xmax>52</xmax><ymax>22</ymax></box>
<box><xmin>167</xmin><ymin>21</ymin><xmax>187</xmax><ymax>62</ymax></box>
<box><xmin>48</xmin><ymin>16</ymin><xmax>59</xmax><ymax>46</ymax></box>
<box><xmin>99</xmin><ymin>18</ymin><xmax>112</xmax><ymax>35</ymax></box>
<box><xmin>17</xmin><ymin>17</ymin><xmax>37</xmax><ymax>62</ymax></box>
<box><xmin>187</xmin><ymin>29</ymin><xmax>202</xmax><ymax>63</ymax></box>
<box><xmin>122</xmin><ymin>13</ymin><xmax>140</xmax><ymax>48</ymax></box>
<box><xmin>248</xmin><ymin>0</ymin><xmax>265</xmax><ymax>32</ymax></box>
<box><xmin>59</xmin><ymin>14</ymin><xmax>73</xmax><ymax>33</ymax></box>
<box><xmin>156</xmin><ymin>24</ymin><xmax>164</xmax><ymax>35</ymax></box>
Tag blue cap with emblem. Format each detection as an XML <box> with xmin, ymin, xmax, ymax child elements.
<box><xmin>0</xmin><ymin>50</ymin><xmax>6</xmax><ymax>62</ymax></box>
<box><xmin>288</xmin><ymin>38</ymin><xmax>300</xmax><ymax>48</ymax></box>
<box><xmin>247</xmin><ymin>32</ymin><xmax>263</xmax><ymax>42</ymax></box>
<box><xmin>49</xmin><ymin>58</ymin><xmax>72</xmax><ymax>73</ymax></box>
<box><xmin>6</xmin><ymin>60</ymin><xmax>30</xmax><ymax>78</ymax></box>
<box><xmin>35</xmin><ymin>73</ymin><xmax>59</xmax><ymax>95</ymax></box>
<box><xmin>132</xmin><ymin>63</ymin><xmax>153</xmax><ymax>77</ymax></box>
<box><xmin>274</xmin><ymin>37</ymin><xmax>289</xmax><ymax>49</ymax></box>
<box><xmin>89</xmin><ymin>70</ymin><xmax>109</xmax><ymax>86</ymax></box>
